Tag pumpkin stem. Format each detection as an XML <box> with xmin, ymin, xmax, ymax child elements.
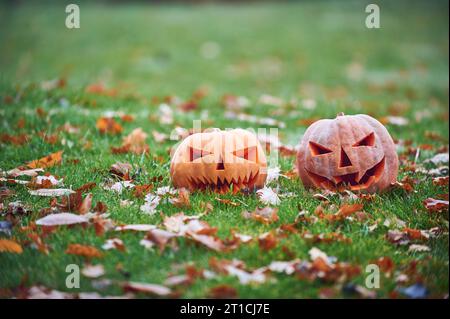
<box><xmin>336</xmin><ymin>112</ymin><xmax>345</xmax><ymax>117</ymax></box>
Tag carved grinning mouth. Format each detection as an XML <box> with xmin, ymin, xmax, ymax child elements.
<box><xmin>188</xmin><ymin>172</ymin><xmax>260</xmax><ymax>194</ymax></box>
<box><xmin>306</xmin><ymin>157</ymin><xmax>385</xmax><ymax>191</ymax></box>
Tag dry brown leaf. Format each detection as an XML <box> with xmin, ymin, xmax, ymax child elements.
<box><xmin>66</xmin><ymin>244</ymin><xmax>103</xmax><ymax>259</ymax></box>
<box><xmin>188</xmin><ymin>232</ymin><xmax>224</xmax><ymax>252</ymax></box>
<box><xmin>96</xmin><ymin>117</ymin><xmax>123</xmax><ymax>135</ymax></box>
<box><xmin>121</xmin><ymin>128</ymin><xmax>149</xmax><ymax>154</ymax></box>
<box><xmin>170</xmin><ymin>188</ymin><xmax>191</xmax><ymax>208</ymax></box>
<box><xmin>258</xmin><ymin>232</ymin><xmax>278</xmax><ymax>251</ymax></box>
<box><xmin>122</xmin><ymin>282</ymin><xmax>171</xmax><ymax>296</ymax></box>
<box><xmin>145</xmin><ymin>229</ymin><xmax>178</xmax><ymax>252</ymax></box>
<box><xmin>242</xmin><ymin>207</ymin><xmax>279</xmax><ymax>224</ymax></box>
<box><xmin>423</xmin><ymin>197</ymin><xmax>449</xmax><ymax>213</ymax></box>
<box><xmin>27</xmin><ymin>151</ymin><xmax>63</xmax><ymax>169</ymax></box>
<box><xmin>208</xmin><ymin>285</ymin><xmax>238</xmax><ymax>298</ymax></box>
<box><xmin>85</xmin><ymin>83</ymin><xmax>117</xmax><ymax>97</ymax></box>
<box><xmin>432</xmin><ymin>176</ymin><xmax>449</xmax><ymax>186</ymax></box>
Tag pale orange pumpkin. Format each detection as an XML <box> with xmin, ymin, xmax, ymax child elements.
<box><xmin>170</xmin><ymin>128</ymin><xmax>267</xmax><ymax>193</ymax></box>
<box><xmin>296</xmin><ymin>113</ymin><xmax>398</xmax><ymax>193</ymax></box>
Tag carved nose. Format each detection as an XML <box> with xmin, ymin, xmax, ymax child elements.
<box><xmin>216</xmin><ymin>155</ymin><xmax>225</xmax><ymax>170</ymax></box>
<box><xmin>339</xmin><ymin>147</ymin><xmax>352</xmax><ymax>168</ymax></box>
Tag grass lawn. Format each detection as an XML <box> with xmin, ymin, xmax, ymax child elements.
<box><xmin>0</xmin><ymin>0</ymin><xmax>448</xmax><ymax>298</ymax></box>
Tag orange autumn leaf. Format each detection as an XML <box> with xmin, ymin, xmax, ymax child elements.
<box><xmin>112</xmin><ymin>128</ymin><xmax>149</xmax><ymax>154</ymax></box>
<box><xmin>96</xmin><ymin>117</ymin><xmax>123</xmax><ymax>135</ymax></box>
<box><xmin>27</xmin><ymin>151</ymin><xmax>63</xmax><ymax>169</ymax></box>
<box><xmin>66</xmin><ymin>244</ymin><xmax>103</xmax><ymax>259</ymax></box>
<box><xmin>0</xmin><ymin>239</ymin><xmax>23</xmax><ymax>254</ymax></box>
<box><xmin>85</xmin><ymin>83</ymin><xmax>117</xmax><ymax>97</ymax></box>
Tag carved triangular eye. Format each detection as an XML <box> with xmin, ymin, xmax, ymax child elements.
<box><xmin>309</xmin><ymin>141</ymin><xmax>333</xmax><ymax>156</ymax></box>
<box><xmin>353</xmin><ymin>132</ymin><xmax>375</xmax><ymax>147</ymax></box>
<box><xmin>233</xmin><ymin>146</ymin><xmax>257</xmax><ymax>161</ymax></box>
<box><xmin>189</xmin><ymin>147</ymin><xmax>212</xmax><ymax>161</ymax></box>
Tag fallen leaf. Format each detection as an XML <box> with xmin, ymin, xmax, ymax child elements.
<box><xmin>96</xmin><ymin>117</ymin><xmax>123</xmax><ymax>135</ymax></box>
<box><xmin>258</xmin><ymin>232</ymin><xmax>278</xmax><ymax>251</ymax></box>
<box><xmin>169</xmin><ymin>188</ymin><xmax>191</xmax><ymax>208</ymax></box>
<box><xmin>81</xmin><ymin>264</ymin><xmax>105</xmax><ymax>278</ymax></box>
<box><xmin>423</xmin><ymin>197</ymin><xmax>449</xmax><ymax>213</ymax></box>
<box><xmin>102</xmin><ymin>238</ymin><xmax>126</xmax><ymax>251</ymax></box>
<box><xmin>122</xmin><ymin>282</ymin><xmax>171</xmax><ymax>296</ymax></box>
<box><xmin>112</xmin><ymin>128</ymin><xmax>149</xmax><ymax>154</ymax></box>
<box><xmin>188</xmin><ymin>232</ymin><xmax>224</xmax><ymax>252</ymax></box>
<box><xmin>242</xmin><ymin>206</ymin><xmax>279</xmax><ymax>224</ymax></box>
<box><xmin>86</xmin><ymin>83</ymin><xmax>117</xmax><ymax>97</ymax></box>
<box><xmin>0</xmin><ymin>239</ymin><xmax>23</xmax><ymax>254</ymax></box>
<box><xmin>115</xmin><ymin>224</ymin><xmax>156</xmax><ymax>232</ymax></box>
<box><xmin>432</xmin><ymin>176</ymin><xmax>449</xmax><ymax>186</ymax></box>
<box><xmin>66</xmin><ymin>244</ymin><xmax>103</xmax><ymax>259</ymax></box>
<box><xmin>27</xmin><ymin>151</ymin><xmax>63</xmax><ymax>169</ymax></box>
<box><xmin>29</xmin><ymin>189</ymin><xmax>75</xmax><ymax>197</ymax></box>
<box><xmin>408</xmin><ymin>244</ymin><xmax>431</xmax><ymax>253</ymax></box>
<box><xmin>6</xmin><ymin>168</ymin><xmax>44</xmax><ymax>177</ymax></box>
<box><xmin>36</xmin><ymin>213</ymin><xmax>88</xmax><ymax>226</ymax></box>
<box><xmin>145</xmin><ymin>228</ymin><xmax>178</xmax><ymax>252</ymax></box>
<box><xmin>208</xmin><ymin>285</ymin><xmax>238</xmax><ymax>298</ymax></box>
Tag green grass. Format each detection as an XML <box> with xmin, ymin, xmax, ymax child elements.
<box><xmin>0</xmin><ymin>0</ymin><xmax>448</xmax><ymax>298</ymax></box>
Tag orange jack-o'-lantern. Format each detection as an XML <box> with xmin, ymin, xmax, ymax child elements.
<box><xmin>296</xmin><ymin>113</ymin><xmax>398</xmax><ymax>193</ymax></box>
<box><xmin>170</xmin><ymin>128</ymin><xmax>267</xmax><ymax>193</ymax></box>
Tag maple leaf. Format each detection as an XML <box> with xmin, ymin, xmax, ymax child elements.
<box><xmin>27</xmin><ymin>151</ymin><xmax>63</xmax><ymax>169</ymax></box>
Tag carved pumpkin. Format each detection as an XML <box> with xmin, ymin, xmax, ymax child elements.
<box><xmin>170</xmin><ymin>128</ymin><xmax>267</xmax><ymax>193</ymax></box>
<box><xmin>296</xmin><ymin>113</ymin><xmax>398</xmax><ymax>193</ymax></box>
